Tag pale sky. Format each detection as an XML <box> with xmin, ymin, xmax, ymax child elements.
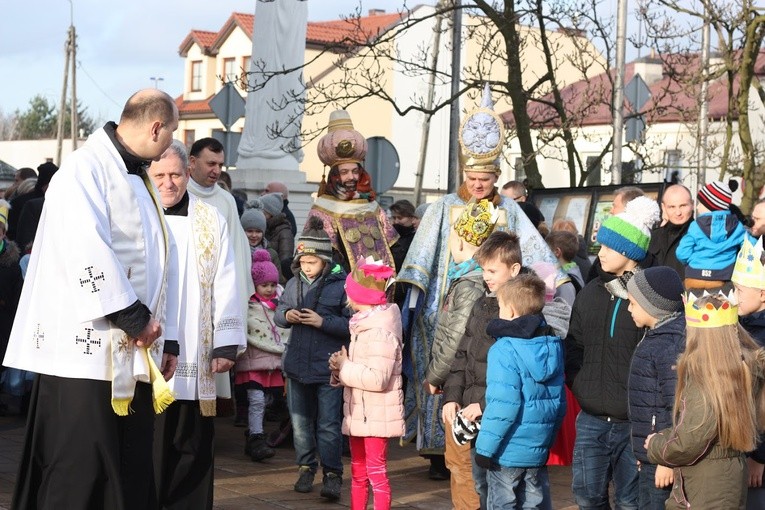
<box><xmin>0</xmin><ymin>0</ymin><xmax>415</xmax><ymax>124</ymax></box>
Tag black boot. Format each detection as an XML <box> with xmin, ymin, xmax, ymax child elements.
<box><xmin>234</xmin><ymin>385</ymin><xmax>248</xmax><ymax>427</ymax></box>
<box><xmin>246</xmin><ymin>433</ymin><xmax>275</xmax><ymax>462</ymax></box>
<box><xmin>428</xmin><ymin>455</ymin><xmax>450</xmax><ymax>480</ymax></box>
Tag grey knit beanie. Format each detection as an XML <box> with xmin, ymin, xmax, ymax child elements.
<box><xmin>414</xmin><ymin>203</ymin><xmax>430</xmax><ymax>219</ymax></box>
<box><xmin>240</xmin><ymin>208</ymin><xmax>266</xmax><ymax>232</ymax></box>
<box><xmin>295</xmin><ymin>216</ymin><xmax>333</xmax><ymax>263</ymax></box>
<box><xmin>260</xmin><ymin>192</ymin><xmax>284</xmax><ymax>217</ymax></box>
<box><xmin>626</xmin><ymin>267</ymin><xmax>683</xmax><ymax>320</ymax></box>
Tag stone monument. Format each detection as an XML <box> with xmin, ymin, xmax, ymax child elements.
<box><xmin>233</xmin><ymin>0</ymin><xmax>313</xmax><ymax>231</ymax></box>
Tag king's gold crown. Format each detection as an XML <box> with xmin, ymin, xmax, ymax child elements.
<box><xmin>684</xmin><ymin>290</ymin><xmax>738</xmax><ymax>328</ymax></box>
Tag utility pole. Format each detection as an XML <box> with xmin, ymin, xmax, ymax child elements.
<box><xmin>696</xmin><ymin>13</ymin><xmax>711</xmax><ymax>196</ymax></box>
<box><xmin>611</xmin><ymin>0</ymin><xmax>628</xmax><ymax>184</ymax></box>
<box><xmin>71</xmin><ymin>24</ymin><xmax>78</xmax><ymax>151</ymax></box>
<box><xmin>55</xmin><ymin>27</ymin><xmax>72</xmax><ymax>166</ymax></box>
<box><xmin>447</xmin><ymin>0</ymin><xmax>462</xmax><ymax>194</ymax></box>
<box><xmin>56</xmin><ymin>1</ymin><xmax>77</xmax><ymax>165</ymax></box>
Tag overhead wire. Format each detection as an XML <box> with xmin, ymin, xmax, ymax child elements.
<box><xmin>76</xmin><ymin>60</ymin><xmax>121</xmax><ymax>108</ymax></box>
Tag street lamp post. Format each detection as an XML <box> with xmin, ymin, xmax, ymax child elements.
<box><xmin>150</xmin><ymin>76</ymin><xmax>164</xmax><ymax>89</ymax></box>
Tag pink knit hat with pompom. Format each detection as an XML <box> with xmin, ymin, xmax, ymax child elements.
<box><xmin>251</xmin><ymin>249</ymin><xmax>278</xmax><ymax>286</ymax></box>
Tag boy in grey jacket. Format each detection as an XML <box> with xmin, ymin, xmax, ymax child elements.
<box><xmin>425</xmin><ymin>200</ymin><xmax>498</xmax><ymax>510</ymax></box>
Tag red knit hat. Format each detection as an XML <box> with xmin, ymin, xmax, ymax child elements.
<box><xmin>697</xmin><ymin>180</ymin><xmax>733</xmax><ymax>211</ymax></box>
<box><xmin>345</xmin><ymin>258</ymin><xmax>395</xmax><ymax>306</ymax></box>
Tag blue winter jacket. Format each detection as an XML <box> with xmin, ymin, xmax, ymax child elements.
<box><xmin>475</xmin><ymin>314</ymin><xmax>566</xmax><ymax>468</ymax></box>
<box><xmin>275</xmin><ymin>263</ymin><xmax>352</xmax><ymax>384</ymax></box>
<box><xmin>627</xmin><ymin>315</ymin><xmax>686</xmax><ymax>464</ymax></box>
<box><xmin>675</xmin><ymin>210</ymin><xmax>745</xmax><ymax>280</ymax></box>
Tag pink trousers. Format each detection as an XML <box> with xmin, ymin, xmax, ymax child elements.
<box><xmin>349</xmin><ymin>435</ymin><xmax>391</xmax><ymax>510</ymax></box>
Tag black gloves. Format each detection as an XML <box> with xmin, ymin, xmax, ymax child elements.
<box><xmin>474</xmin><ymin>453</ymin><xmax>500</xmax><ymax>471</ymax></box>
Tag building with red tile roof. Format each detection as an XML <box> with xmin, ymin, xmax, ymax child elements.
<box><xmin>175</xmin><ymin>5</ymin><xmax>606</xmax><ymax>194</ymax></box>
<box><xmin>500</xmin><ymin>52</ymin><xmax>765</xmax><ymax>188</ymax></box>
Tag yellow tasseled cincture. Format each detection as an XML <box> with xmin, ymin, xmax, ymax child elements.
<box><xmin>146</xmin><ymin>348</ymin><xmax>175</xmax><ymax>414</ymax></box>
<box><xmin>112</xmin><ymin>398</ymin><xmax>132</xmax><ymax>416</ymax></box>
<box><xmin>111</xmin><ymin>347</ymin><xmax>176</xmax><ymax>416</ymax></box>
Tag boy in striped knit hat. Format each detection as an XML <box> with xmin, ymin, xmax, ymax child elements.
<box><xmin>275</xmin><ymin>216</ymin><xmax>352</xmax><ymax>501</ymax></box>
<box><xmin>676</xmin><ymin>180</ymin><xmax>746</xmax><ymax>290</ymax></box>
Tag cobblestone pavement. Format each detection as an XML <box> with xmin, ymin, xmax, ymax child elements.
<box><xmin>0</xmin><ymin>412</ymin><xmax>577</xmax><ymax>509</ymax></box>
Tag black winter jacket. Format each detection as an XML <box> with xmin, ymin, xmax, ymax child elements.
<box><xmin>741</xmin><ymin>310</ymin><xmax>765</xmax><ymax>464</ymax></box>
<box><xmin>565</xmin><ymin>270</ymin><xmax>645</xmax><ymax>420</ymax></box>
<box><xmin>266</xmin><ymin>214</ymin><xmax>295</xmax><ymax>263</ymax></box>
<box><xmin>0</xmin><ymin>240</ymin><xmax>22</xmax><ymax>361</ymax></box>
<box><xmin>443</xmin><ymin>295</ymin><xmax>498</xmax><ymax>411</ymax></box>
<box><xmin>275</xmin><ymin>263</ymin><xmax>352</xmax><ymax>384</ymax></box>
<box><xmin>646</xmin><ymin>220</ymin><xmax>692</xmax><ymax>278</ymax></box>
<box><xmin>627</xmin><ymin>315</ymin><xmax>686</xmax><ymax>463</ymax></box>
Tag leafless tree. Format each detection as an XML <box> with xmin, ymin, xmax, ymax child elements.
<box><xmin>246</xmin><ymin>0</ymin><xmax>611</xmax><ymax>188</ymax></box>
<box><xmin>637</xmin><ymin>0</ymin><xmax>765</xmax><ymax>212</ymax></box>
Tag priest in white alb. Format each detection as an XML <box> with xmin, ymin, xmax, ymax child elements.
<box><xmin>187</xmin><ymin>136</ymin><xmax>254</xmax><ymax>318</ymax></box>
<box><xmin>3</xmin><ymin>89</ymin><xmax>180</xmax><ymax>509</ymax></box>
<box><xmin>149</xmin><ymin>140</ymin><xmax>246</xmax><ymax>509</ymax></box>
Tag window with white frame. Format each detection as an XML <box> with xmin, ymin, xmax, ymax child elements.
<box><xmin>585</xmin><ymin>156</ymin><xmax>601</xmax><ymax>186</ymax></box>
<box><xmin>223</xmin><ymin>58</ymin><xmax>237</xmax><ymax>83</ymax></box>
<box><xmin>190</xmin><ymin>61</ymin><xmax>202</xmax><ymax>92</ymax></box>
<box><xmin>239</xmin><ymin>56</ymin><xmax>251</xmax><ymax>89</ymax></box>
<box><xmin>664</xmin><ymin>150</ymin><xmax>683</xmax><ymax>183</ymax></box>
<box><xmin>184</xmin><ymin>129</ymin><xmax>195</xmax><ymax>150</ymax></box>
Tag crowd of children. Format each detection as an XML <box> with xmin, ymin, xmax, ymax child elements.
<box><xmin>194</xmin><ymin>179</ymin><xmax>765</xmax><ymax>509</ymax></box>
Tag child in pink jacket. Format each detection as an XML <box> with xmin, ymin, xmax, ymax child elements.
<box><xmin>329</xmin><ymin>259</ymin><xmax>404</xmax><ymax>510</ymax></box>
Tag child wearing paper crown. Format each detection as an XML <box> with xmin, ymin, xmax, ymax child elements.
<box><xmin>329</xmin><ymin>259</ymin><xmax>404</xmax><ymax>510</ymax></box>
<box><xmin>646</xmin><ymin>292</ymin><xmax>765</xmax><ymax>509</ymax></box>
<box><xmin>676</xmin><ymin>180</ymin><xmax>746</xmax><ymax>289</ymax></box>
<box><xmin>731</xmin><ymin>236</ymin><xmax>765</xmax><ymax>509</ymax></box>
<box><xmin>235</xmin><ymin>249</ymin><xmax>290</xmax><ymax>462</ymax></box>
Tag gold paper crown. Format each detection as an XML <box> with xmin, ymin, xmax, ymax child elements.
<box><xmin>453</xmin><ymin>199</ymin><xmax>500</xmax><ymax>247</ymax></box>
<box><xmin>684</xmin><ymin>290</ymin><xmax>739</xmax><ymax>328</ymax></box>
<box><xmin>731</xmin><ymin>235</ymin><xmax>765</xmax><ymax>290</ymax></box>
<box><xmin>350</xmin><ymin>256</ymin><xmax>396</xmax><ymax>292</ymax></box>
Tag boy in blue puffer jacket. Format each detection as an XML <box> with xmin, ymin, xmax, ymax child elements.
<box><xmin>275</xmin><ymin>217</ymin><xmax>352</xmax><ymax>502</ymax></box>
<box><xmin>676</xmin><ymin>180</ymin><xmax>745</xmax><ymax>289</ymax></box>
<box><xmin>475</xmin><ymin>273</ymin><xmax>565</xmax><ymax>509</ymax></box>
